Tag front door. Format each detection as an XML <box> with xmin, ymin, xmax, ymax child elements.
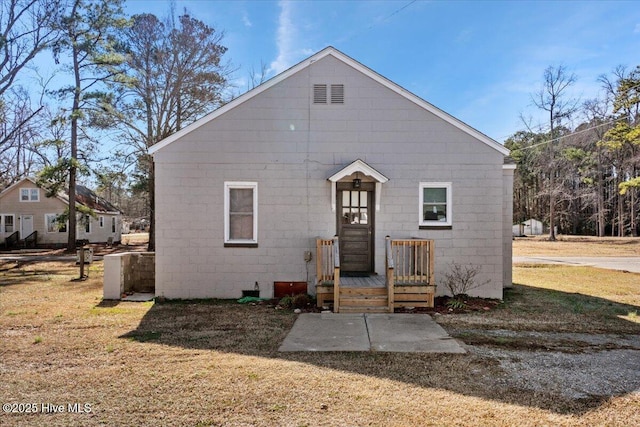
<box><xmin>337</xmin><ymin>183</ymin><xmax>374</xmax><ymax>274</ymax></box>
<box><xmin>20</xmin><ymin>215</ymin><xmax>34</xmax><ymax>239</ymax></box>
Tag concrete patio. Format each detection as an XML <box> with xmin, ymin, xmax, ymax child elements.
<box><xmin>279</xmin><ymin>313</ymin><xmax>466</xmax><ymax>353</ymax></box>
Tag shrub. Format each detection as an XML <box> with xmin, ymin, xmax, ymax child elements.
<box><xmin>441</xmin><ymin>262</ymin><xmax>490</xmax><ymax>300</ymax></box>
<box><xmin>278</xmin><ymin>296</ymin><xmax>293</xmax><ymax>309</ymax></box>
<box><xmin>292</xmin><ymin>294</ymin><xmax>311</xmax><ymax>309</ymax></box>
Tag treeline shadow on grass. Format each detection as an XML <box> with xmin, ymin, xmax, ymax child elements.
<box><xmin>116</xmin><ymin>286</ymin><xmax>640</xmax><ymax>416</ymax></box>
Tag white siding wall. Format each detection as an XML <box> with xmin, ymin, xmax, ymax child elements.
<box><xmin>154</xmin><ymin>55</ymin><xmax>508</xmax><ymax>299</ymax></box>
<box><xmin>502</xmin><ymin>167</ymin><xmax>515</xmax><ymax>289</ymax></box>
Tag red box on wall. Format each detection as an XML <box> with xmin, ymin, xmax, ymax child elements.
<box><xmin>274</xmin><ymin>282</ymin><xmax>308</xmax><ymax>298</ymax></box>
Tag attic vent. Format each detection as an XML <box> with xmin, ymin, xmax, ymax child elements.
<box><xmin>313</xmin><ymin>84</ymin><xmax>327</xmax><ymax>104</ymax></box>
<box><xmin>330</xmin><ymin>84</ymin><xmax>344</xmax><ymax>104</ymax></box>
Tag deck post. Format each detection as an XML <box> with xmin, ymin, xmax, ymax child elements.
<box><xmin>332</xmin><ymin>236</ymin><xmax>340</xmax><ymax>313</ymax></box>
<box><xmin>315</xmin><ymin>238</ymin><xmax>322</xmax><ymax>286</ymax></box>
<box><xmin>428</xmin><ymin>240</ymin><xmax>435</xmax><ymax>285</ymax></box>
<box><xmin>385</xmin><ymin>236</ymin><xmax>394</xmax><ymax>312</ymax></box>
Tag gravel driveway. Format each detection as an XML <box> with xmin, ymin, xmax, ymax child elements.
<box><xmin>461</xmin><ymin>330</ymin><xmax>640</xmax><ymax>399</ymax></box>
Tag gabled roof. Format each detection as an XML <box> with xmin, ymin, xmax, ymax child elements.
<box><xmin>328</xmin><ymin>159</ymin><xmax>389</xmax><ymax>183</ymax></box>
<box><xmin>0</xmin><ymin>177</ymin><xmax>121</xmax><ymax>214</ymax></box>
<box><xmin>149</xmin><ymin>46</ymin><xmax>510</xmax><ymax>156</ymax></box>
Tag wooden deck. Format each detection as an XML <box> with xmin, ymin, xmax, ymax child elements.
<box><xmin>316</xmin><ymin>237</ymin><xmax>436</xmax><ymax>313</ymax></box>
<box><xmin>339</xmin><ymin>275</ymin><xmax>386</xmax><ymax>287</ymax></box>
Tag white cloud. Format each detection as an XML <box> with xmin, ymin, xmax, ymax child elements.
<box><xmin>242</xmin><ymin>12</ymin><xmax>252</xmax><ymax>28</ymax></box>
<box><xmin>268</xmin><ymin>1</ymin><xmax>314</xmax><ymax>75</ymax></box>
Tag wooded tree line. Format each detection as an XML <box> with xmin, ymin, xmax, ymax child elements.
<box><xmin>506</xmin><ymin>65</ymin><xmax>640</xmax><ymax>237</ymax></box>
<box><xmin>2</xmin><ymin>0</ymin><xmax>639</xmax><ymax>251</ymax></box>
<box><xmin>0</xmin><ymin>0</ymin><xmax>230</xmax><ymax>250</ymax></box>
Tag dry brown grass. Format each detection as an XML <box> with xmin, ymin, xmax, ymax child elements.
<box><xmin>1</xmin><ymin>259</ymin><xmax>640</xmax><ymax>426</ymax></box>
<box><xmin>120</xmin><ymin>232</ymin><xmax>149</xmax><ymax>246</ymax></box>
<box><xmin>513</xmin><ymin>235</ymin><xmax>640</xmax><ymax>257</ymax></box>
<box><xmin>440</xmin><ymin>265</ymin><xmax>640</xmax><ymax>334</ymax></box>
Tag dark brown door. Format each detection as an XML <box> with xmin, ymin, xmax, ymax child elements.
<box><xmin>337</xmin><ymin>183</ymin><xmax>374</xmax><ymax>274</ymax></box>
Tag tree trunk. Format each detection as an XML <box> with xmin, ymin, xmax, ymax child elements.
<box><xmin>67</xmin><ymin>41</ymin><xmax>81</xmax><ymax>252</ymax></box>
<box><xmin>596</xmin><ymin>150</ymin><xmax>605</xmax><ymax>237</ymax></box>
<box><xmin>618</xmin><ymin>191</ymin><xmax>624</xmax><ymax>237</ymax></box>
<box><xmin>548</xmin><ymin>117</ymin><xmax>556</xmax><ymax>241</ymax></box>
<box><xmin>631</xmin><ymin>190</ymin><xmax>637</xmax><ymax>237</ymax></box>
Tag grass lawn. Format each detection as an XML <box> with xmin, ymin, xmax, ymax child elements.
<box><xmin>513</xmin><ymin>235</ymin><xmax>640</xmax><ymax>257</ymax></box>
<box><xmin>1</xmin><ymin>249</ymin><xmax>640</xmax><ymax>426</ymax></box>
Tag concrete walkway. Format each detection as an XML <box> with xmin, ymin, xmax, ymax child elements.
<box><xmin>279</xmin><ymin>313</ymin><xmax>465</xmax><ymax>353</ymax></box>
<box><xmin>513</xmin><ymin>256</ymin><xmax>640</xmax><ymax>273</ymax></box>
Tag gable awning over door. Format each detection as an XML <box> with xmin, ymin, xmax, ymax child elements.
<box><xmin>327</xmin><ymin>159</ymin><xmax>389</xmax><ymax>212</ymax></box>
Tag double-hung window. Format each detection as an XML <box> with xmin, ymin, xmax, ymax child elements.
<box><xmin>419</xmin><ymin>182</ymin><xmax>452</xmax><ymax>227</ymax></box>
<box><xmin>20</xmin><ymin>188</ymin><xmax>39</xmax><ymax>202</ymax></box>
<box><xmin>224</xmin><ymin>182</ymin><xmax>258</xmax><ymax>246</ymax></box>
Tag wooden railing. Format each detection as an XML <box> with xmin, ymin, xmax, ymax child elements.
<box><xmin>386</xmin><ymin>237</ymin><xmax>435</xmax><ymax>309</ymax></box>
<box><xmin>317</xmin><ymin>236</ymin><xmax>434</xmax><ymax>312</ymax></box>
<box><xmin>386</xmin><ymin>238</ymin><xmax>434</xmax><ymax>285</ymax></box>
<box><xmin>316</xmin><ymin>237</ymin><xmax>341</xmax><ymax>311</ymax></box>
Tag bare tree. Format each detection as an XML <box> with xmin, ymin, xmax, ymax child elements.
<box><xmin>532</xmin><ymin>65</ymin><xmax>578</xmax><ymax>240</ymax></box>
<box><xmin>0</xmin><ymin>0</ymin><xmax>60</xmax><ymax>98</ymax></box>
<box><xmin>111</xmin><ymin>11</ymin><xmax>230</xmax><ymax>250</ymax></box>
<box><xmin>0</xmin><ymin>0</ymin><xmax>61</xmax><ymax>176</ymax></box>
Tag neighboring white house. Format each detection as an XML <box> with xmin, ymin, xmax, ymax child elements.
<box><xmin>0</xmin><ymin>177</ymin><xmax>122</xmax><ymax>247</ymax></box>
<box><xmin>149</xmin><ymin>47</ymin><xmax>514</xmax><ymax>300</ymax></box>
<box><xmin>513</xmin><ymin>219</ymin><xmax>544</xmax><ymax>236</ymax></box>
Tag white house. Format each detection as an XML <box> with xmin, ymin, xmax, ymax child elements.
<box><xmin>0</xmin><ymin>177</ymin><xmax>122</xmax><ymax>247</ymax></box>
<box><xmin>149</xmin><ymin>47</ymin><xmax>514</xmax><ymax>305</ymax></box>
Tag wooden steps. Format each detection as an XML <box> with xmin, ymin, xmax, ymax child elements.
<box><xmin>317</xmin><ymin>285</ymin><xmax>435</xmax><ymax>312</ymax></box>
<box><xmin>339</xmin><ymin>287</ymin><xmax>389</xmax><ymax>313</ymax></box>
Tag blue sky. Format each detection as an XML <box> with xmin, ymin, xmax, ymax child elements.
<box><xmin>22</xmin><ymin>0</ymin><xmax>638</xmax><ymax>148</ymax></box>
<box><xmin>123</xmin><ymin>0</ymin><xmax>640</xmax><ymax>143</ymax></box>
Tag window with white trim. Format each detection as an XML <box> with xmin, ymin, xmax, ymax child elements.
<box><xmin>99</xmin><ymin>216</ymin><xmax>104</xmax><ymax>228</ymax></box>
<box><xmin>1</xmin><ymin>214</ymin><xmax>15</xmax><ymax>233</ymax></box>
<box><xmin>224</xmin><ymin>182</ymin><xmax>258</xmax><ymax>246</ymax></box>
<box><xmin>111</xmin><ymin>217</ymin><xmax>116</xmax><ymax>233</ymax></box>
<box><xmin>419</xmin><ymin>182</ymin><xmax>452</xmax><ymax>227</ymax></box>
<box><xmin>20</xmin><ymin>188</ymin><xmax>39</xmax><ymax>202</ymax></box>
<box><xmin>45</xmin><ymin>214</ymin><xmax>67</xmax><ymax>233</ymax></box>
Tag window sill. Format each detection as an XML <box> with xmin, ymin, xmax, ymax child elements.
<box><xmin>224</xmin><ymin>242</ymin><xmax>259</xmax><ymax>248</ymax></box>
<box><xmin>419</xmin><ymin>225</ymin><xmax>452</xmax><ymax>230</ymax></box>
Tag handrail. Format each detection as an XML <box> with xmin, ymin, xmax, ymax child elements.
<box><xmin>385</xmin><ymin>236</ymin><xmax>395</xmax><ymax>312</ymax></box>
<box><xmin>332</xmin><ymin>236</ymin><xmax>340</xmax><ymax>313</ymax></box>
<box><xmin>24</xmin><ymin>231</ymin><xmax>37</xmax><ymax>248</ymax></box>
<box><xmin>5</xmin><ymin>231</ymin><xmax>19</xmax><ymax>248</ymax></box>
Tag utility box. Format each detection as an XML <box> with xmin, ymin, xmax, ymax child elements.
<box><xmin>76</xmin><ymin>248</ymin><xmax>93</xmax><ymax>264</ymax></box>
